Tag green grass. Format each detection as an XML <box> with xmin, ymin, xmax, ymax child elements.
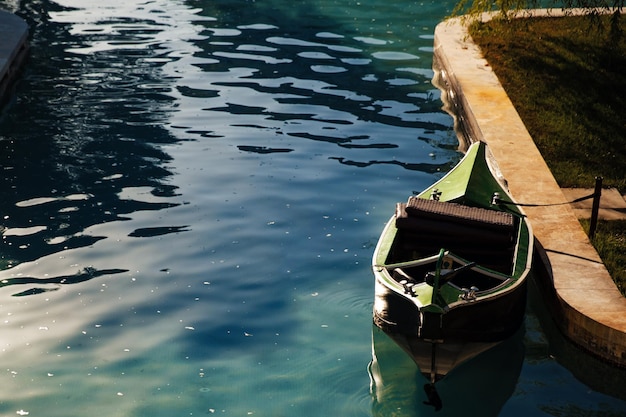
<box><xmin>469</xmin><ymin>15</ymin><xmax>626</xmax><ymax>295</ymax></box>
<box><xmin>469</xmin><ymin>15</ymin><xmax>626</xmax><ymax>192</ymax></box>
<box><xmin>582</xmin><ymin>219</ymin><xmax>626</xmax><ymax>296</ymax></box>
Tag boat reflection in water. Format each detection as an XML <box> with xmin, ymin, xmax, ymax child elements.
<box><xmin>368</xmin><ymin>325</ymin><xmax>524</xmax><ymax>416</ymax></box>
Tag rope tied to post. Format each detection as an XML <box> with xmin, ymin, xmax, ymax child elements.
<box><xmin>491</xmin><ymin>176</ymin><xmax>604</xmax><ymax>239</ymax></box>
<box><xmin>491</xmin><ymin>191</ymin><xmax>595</xmax><ymax>208</ymax></box>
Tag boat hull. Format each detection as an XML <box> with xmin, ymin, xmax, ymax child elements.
<box><xmin>373</xmin><ymin>273</ymin><xmax>527</xmax><ymax>342</ymax></box>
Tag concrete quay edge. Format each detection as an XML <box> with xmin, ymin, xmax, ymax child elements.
<box><xmin>0</xmin><ymin>10</ymin><xmax>29</xmax><ymax>107</ymax></box>
<box><xmin>433</xmin><ymin>9</ymin><xmax>626</xmax><ymax>367</ymax></box>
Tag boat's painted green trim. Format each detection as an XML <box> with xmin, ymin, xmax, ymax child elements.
<box><xmin>513</xmin><ymin>220</ymin><xmax>532</xmax><ymax>277</ymax></box>
<box><xmin>373</xmin><ymin>216</ymin><xmax>396</xmax><ymax>267</ymax></box>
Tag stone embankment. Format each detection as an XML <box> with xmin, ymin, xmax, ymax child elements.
<box><xmin>433</xmin><ymin>9</ymin><xmax>626</xmax><ymax>368</ymax></box>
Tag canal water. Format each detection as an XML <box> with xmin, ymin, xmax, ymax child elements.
<box><xmin>0</xmin><ymin>0</ymin><xmax>624</xmax><ymax>416</ymax></box>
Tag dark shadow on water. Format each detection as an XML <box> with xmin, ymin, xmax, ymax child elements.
<box><xmin>128</xmin><ymin>225</ymin><xmax>190</xmax><ymax>238</ymax></box>
<box><xmin>237</xmin><ymin>145</ymin><xmax>294</xmax><ymax>154</ymax></box>
<box><xmin>331</xmin><ymin>156</ymin><xmax>454</xmax><ymax>172</ymax></box>
<box><xmin>1</xmin><ymin>267</ymin><xmax>128</xmax><ymax>297</ymax></box>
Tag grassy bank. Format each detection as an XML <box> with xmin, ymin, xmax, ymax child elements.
<box><xmin>469</xmin><ymin>15</ymin><xmax>626</xmax><ymax>295</ymax></box>
<box><xmin>469</xmin><ymin>15</ymin><xmax>625</xmax><ymax>192</ymax></box>
<box><xmin>581</xmin><ymin>219</ymin><xmax>626</xmax><ymax>295</ymax></box>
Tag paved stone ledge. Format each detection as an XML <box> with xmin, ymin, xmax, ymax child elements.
<box><xmin>433</xmin><ymin>9</ymin><xmax>626</xmax><ymax>367</ymax></box>
<box><xmin>0</xmin><ymin>10</ymin><xmax>29</xmax><ymax>108</ymax></box>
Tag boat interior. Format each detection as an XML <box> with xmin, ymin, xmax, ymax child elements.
<box><xmin>387</xmin><ymin>197</ymin><xmax>520</xmax><ymax>289</ymax></box>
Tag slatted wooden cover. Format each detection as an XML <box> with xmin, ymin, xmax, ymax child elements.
<box><xmin>404</xmin><ymin>196</ymin><xmax>514</xmax><ymax>231</ymax></box>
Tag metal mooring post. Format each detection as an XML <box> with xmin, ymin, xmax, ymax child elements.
<box><xmin>588</xmin><ymin>176</ymin><xmax>603</xmax><ymax>239</ymax></box>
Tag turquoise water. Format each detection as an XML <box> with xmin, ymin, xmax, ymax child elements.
<box><xmin>0</xmin><ymin>0</ymin><xmax>625</xmax><ymax>415</ymax></box>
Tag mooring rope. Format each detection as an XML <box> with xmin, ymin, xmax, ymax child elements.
<box><xmin>493</xmin><ymin>192</ymin><xmax>596</xmax><ymax>208</ymax></box>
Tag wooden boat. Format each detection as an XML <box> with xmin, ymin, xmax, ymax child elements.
<box><xmin>371</xmin><ymin>141</ymin><xmax>533</xmax><ymax>381</ymax></box>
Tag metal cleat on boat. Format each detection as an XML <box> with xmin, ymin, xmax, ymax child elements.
<box><xmin>459</xmin><ymin>286</ymin><xmax>479</xmax><ymax>301</ymax></box>
<box><xmin>430</xmin><ymin>188</ymin><xmax>442</xmax><ymax>201</ymax></box>
<box><xmin>491</xmin><ymin>191</ymin><xmax>501</xmax><ymax>206</ymax></box>
<box><xmin>399</xmin><ymin>279</ymin><xmax>416</xmax><ymax>296</ymax></box>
